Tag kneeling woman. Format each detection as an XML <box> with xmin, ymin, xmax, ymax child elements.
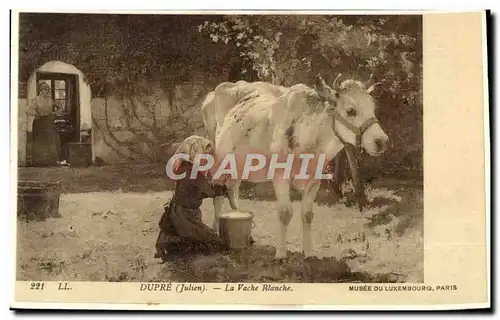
<box><xmin>155</xmin><ymin>136</ymin><xmax>228</xmax><ymax>262</ymax></box>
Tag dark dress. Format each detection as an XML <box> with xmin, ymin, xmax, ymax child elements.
<box><xmin>31</xmin><ymin>114</ymin><xmax>61</xmax><ymax>167</ymax></box>
<box><xmin>155</xmin><ymin>161</ymin><xmax>228</xmax><ymax>261</ymax></box>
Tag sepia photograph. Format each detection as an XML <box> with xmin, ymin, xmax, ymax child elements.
<box><xmin>10</xmin><ymin>9</ymin><xmax>488</xmax><ymax>309</ymax></box>
<box><xmin>16</xmin><ymin>12</ymin><xmax>423</xmax><ymax>284</ymax></box>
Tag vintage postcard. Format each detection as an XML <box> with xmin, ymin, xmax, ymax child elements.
<box><xmin>10</xmin><ymin>9</ymin><xmax>490</xmax><ymax>310</ymax></box>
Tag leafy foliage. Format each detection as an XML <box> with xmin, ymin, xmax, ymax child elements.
<box><xmin>19</xmin><ymin>13</ymin><xmax>230</xmax><ymax>95</ymax></box>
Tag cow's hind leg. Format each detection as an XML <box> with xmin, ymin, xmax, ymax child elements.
<box><xmin>212</xmin><ymin>197</ymin><xmax>224</xmax><ymax>233</ymax></box>
<box><xmin>227</xmin><ymin>181</ymin><xmax>241</xmax><ymax>211</ymax></box>
<box><xmin>273</xmin><ymin>180</ymin><xmax>292</xmax><ymax>259</ymax></box>
<box><xmin>301</xmin><ymin>181</ymin><xmax>321</xmax><ymax>258</ymax></box>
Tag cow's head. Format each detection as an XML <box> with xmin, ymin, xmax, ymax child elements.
<box><xmin>315</xmin><ymin>73</ymin><xmax>389</xmax><ymax>156</ymax></box>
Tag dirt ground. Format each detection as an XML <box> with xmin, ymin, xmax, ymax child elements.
<box><xmin>16</xmin><ymin>165</ymin><xmax>423</xmax><ymax>283</ymax></box>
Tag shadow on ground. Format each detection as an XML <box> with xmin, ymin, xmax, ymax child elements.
<box><xmin>156</xmin><ymin>245</ymin><xmax>401</xmax><ymax>283</ymax></box>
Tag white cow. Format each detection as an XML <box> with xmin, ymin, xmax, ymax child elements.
<box><xmin>201</xmin><ymin>74</ymin><xmax>388</xmax><ymax>259</ymax></box>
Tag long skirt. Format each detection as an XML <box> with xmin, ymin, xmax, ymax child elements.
<box><xmin>155</xmin><ymin>201</ymin><xmax>227</xmax><ymax>261</ymax></box>
<box><xmin>31</xmin><ymin>115</ymin><xmax>61</xmax><ymax>167</ymax></box>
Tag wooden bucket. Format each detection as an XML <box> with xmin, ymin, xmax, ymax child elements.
<box><xmin>17</xmin><ymin>180</ymin><xmax>62</xmax><ymax>220</ymax></box>
<box><xmin>219</xmin><ymin>211</ymin><xmax>254</xmax><ymax>249</ymax></box>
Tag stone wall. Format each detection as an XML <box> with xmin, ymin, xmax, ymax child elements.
<box><xmin>17</xmin><ymin>99</ymin><xmax>28</xmax><ymax>167</ymax></box>
<box><xmin>90</xmin><ymin>79</ymin><xmax>222</xmax><ymax>164</ymax></box>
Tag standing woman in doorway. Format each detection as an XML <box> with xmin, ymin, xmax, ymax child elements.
<box><xmin>27</xmin><ymin>82</ymin><xmax>69</xmax><ymax>167</ymax></box>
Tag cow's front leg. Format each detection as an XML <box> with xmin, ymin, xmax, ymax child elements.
<box><xmin>273</xmin><ymin>180</ymin><xmax>292</xmax><ymax>259</ymax></box>
<box><xmin>301</xmin><ymin>180</ymin><xmax>320</xmax><ymax>258</ymax></box>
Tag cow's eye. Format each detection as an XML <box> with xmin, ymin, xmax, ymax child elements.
<box><xmin>346</xmin><ymin>108</ymin><xmax>357</xmax><ymax>117</ymax></box>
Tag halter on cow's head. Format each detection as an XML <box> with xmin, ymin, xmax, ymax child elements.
<box><xmin>315</xmin><ymin>73</ymin><xmax>389</xmax><ymax>156</ymax></box>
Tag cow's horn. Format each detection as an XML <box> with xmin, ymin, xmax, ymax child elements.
<box><xmin>332</xmin><ymin>73</ymin><xmax>342</xmax><ymax>89</ymax></box>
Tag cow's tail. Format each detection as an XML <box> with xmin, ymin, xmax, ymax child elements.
<box><xmin>201</xmin><ymin>91</ymin><xmax>217</xmax><ymax>142</ymax></box>
<box><xmin>202</xmin><ymin>81</ymin><xmax>242</xmax><ymax>144</ymax></box>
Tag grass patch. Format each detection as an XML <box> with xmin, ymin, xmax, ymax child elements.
<box><xmin>17</xmin><ymin>164</ymin><xmax>423</xmax><ymax>283</ymax></box>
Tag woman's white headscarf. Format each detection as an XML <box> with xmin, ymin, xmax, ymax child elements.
<box><xmin>171</xmin><ymin>135</ymin><xmax>213</xmax><ymax>174</ymax></box>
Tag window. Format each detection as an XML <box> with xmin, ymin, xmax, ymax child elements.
<box><xmin>54</xmin><ymin>80</ymin><xmax>67</xmax><ymax>110</ymax></box>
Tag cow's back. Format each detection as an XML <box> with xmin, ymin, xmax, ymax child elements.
<box><xmin>201</xmin><ymin>80</ymin><xmax>287</xmax><ymax>142</ymax></box>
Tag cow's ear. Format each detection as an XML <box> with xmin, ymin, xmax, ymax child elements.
<box><xmin>315</xmin><ymin>74</ymin><xmax>328</xmax><ymax>89</ymax></box>
<box><xmin>314</xmin><ymin>74</ymin><xmax>332</xmax><ymax>101</ymax></box>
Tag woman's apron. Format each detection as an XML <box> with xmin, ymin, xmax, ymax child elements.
<box><xmin>31</xmin><ymin>114</ymin><xmax>61</xmax><ymax>166</ymax></box>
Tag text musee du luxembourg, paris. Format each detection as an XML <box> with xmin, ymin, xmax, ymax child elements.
<box><xmin>349</xmin><ymin>284</ymin><xmax>458</xmax><ymax>292</ymax></box>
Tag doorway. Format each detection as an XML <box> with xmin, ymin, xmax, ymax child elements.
<box><xmin>27</xmin><ymin>72</ymin><xmax>81</xmax><ymax>166</ymax></box>
<box><xmin>35</xmin><ymin>72</ymin><xmax>80</xmax><ymax>142</ymax></box>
